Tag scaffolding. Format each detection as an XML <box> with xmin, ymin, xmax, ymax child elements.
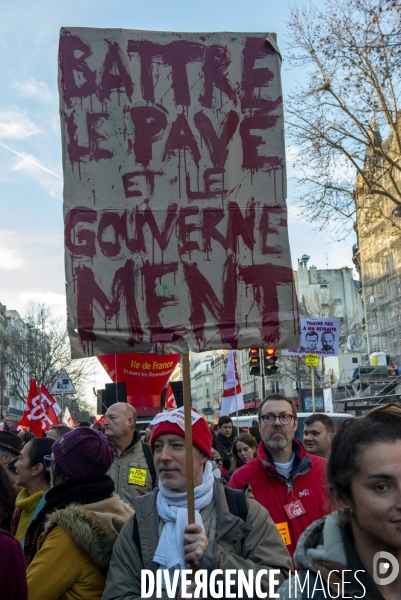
<box><xmin>353</xmin><ymin>132</ymin><xmax>401</xmax><ymax>365</ymax></box>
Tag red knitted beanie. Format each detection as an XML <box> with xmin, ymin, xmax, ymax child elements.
<box><xmin>150</xmin><ymin>409</ymin><xmax>212</xmax><ymax>459</ymax></box>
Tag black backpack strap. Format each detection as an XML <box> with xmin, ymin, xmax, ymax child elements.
<box><xmin>142</xmin><ymin>441</ymin><xmax>157</xmax><ymax>488</ymax></box>
<box><xmin>132</xmin><ymin>515</ymin><xmax>142</xmax><ymax>559</ymax></box>
<box><xmin>224</xmin><ymin>487</ymin><xmax>248</xmax><ymax>521</ymax></box>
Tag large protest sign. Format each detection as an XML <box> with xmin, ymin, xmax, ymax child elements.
<box><xmin>286</xmin><ymin>318</ymin><xmax>340</xmax><ymax>357</ymax></box>
<box><xmin>59</xmin><ymin>28</ymin><xmax>300</xmax><ymax>357</ymax></box>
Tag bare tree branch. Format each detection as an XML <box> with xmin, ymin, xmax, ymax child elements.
<box><xmin>285</xmin><ymin>0</ymin><xmax>401</xmax><ymax>238</ymax></box>
<box><xmin>2</xmin><ymin>303</ymin><xmax>95</xmax><ymax>416</ymax></box>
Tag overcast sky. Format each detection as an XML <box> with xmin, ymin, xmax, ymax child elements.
<box><xmin>0</xmin><ymin>0</ymin><xmax>356</xmax><ymax>323</ymax></box>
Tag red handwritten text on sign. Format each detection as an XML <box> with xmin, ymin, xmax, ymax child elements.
<box><xmin>59</xmin><ymin>29</ymin><xmax>299</xmax><ymax>357</ymax></box>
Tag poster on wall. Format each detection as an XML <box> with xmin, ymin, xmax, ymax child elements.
<box><xmin>59</xmin><ymin>28</ymin><xmax>300</xmax><ymax>358</ymax></box>
<box><xmin>302</xmin><ymin>389</ymin><xmax>325</xmax><ymax>413</ymax></box>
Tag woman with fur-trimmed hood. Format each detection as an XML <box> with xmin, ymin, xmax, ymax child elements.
<box><xmin>278</xmin><ymin>404</ymin><xmax>401</xmax><ymax>599</ymax></box>
<box><xmin>26</xmin><ymin>427</ymin><xmax>133</xmax><ymax>600</ymax></box>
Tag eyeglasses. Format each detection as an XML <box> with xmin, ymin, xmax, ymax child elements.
<box><xmin>215</xmin><ymin>459</ymin><xmax>222</xmax><ymax>464</ymax></box>
<box><xmin>44</xmin><ymin>455</ymin><xmax>54</xmax><ymax>471</ymax></box>
<box><xmin>261</xmin><ymin>413</ymin><xmax>294</xmax><ymax>426</ymax></box>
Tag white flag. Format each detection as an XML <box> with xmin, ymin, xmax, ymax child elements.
<box><xmin>221</xmin><ymin>351</ymin><xmax>244</xmax><ymax>416</ymax></box>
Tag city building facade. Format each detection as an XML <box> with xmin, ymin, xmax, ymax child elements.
<box><xmin>0</xmin><ymin>306</ymin><xmax>27</xmax><ymax>425</ymax></box>
<box><xmin>294</xmin><ymin>255</ymin><xmax>364</xmax><ymax>349</ymax></box>
<box><xmin>189</xmin><ymin>352</ymin><xmax>214</xmax><ymax>418</ymax></box>
<box><xmin>353</xmin><ymin>185</ymin><xmax>401</xmax><ymax>365</ymax></box>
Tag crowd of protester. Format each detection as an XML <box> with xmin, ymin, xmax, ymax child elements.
<box><xmin>0</xmin><ymin>395</ymin><xmax>400</xmax><ymax>599</ymax></box>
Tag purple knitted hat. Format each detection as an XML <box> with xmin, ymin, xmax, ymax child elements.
<box><xmin>52</xmin><ymin>427</ymin><xmax>115</xmax><ymax>480</ymax></box>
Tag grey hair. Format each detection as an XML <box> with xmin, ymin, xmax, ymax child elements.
<box><xmin>0</xmin><ymin>448</ymin><xmax>17</xmax><ymax>462</ymax></box>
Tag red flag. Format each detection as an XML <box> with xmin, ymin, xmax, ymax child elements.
<box><xmin>40</xmin><ymin>384</ymin><xmax>61</xmax><ymax>432</ymax></box>
<box><xmin>165</xmin><ymin>383</ymin><xmax>177</xmax><ymax>410</ymax></box>
<box><xmin>94</xmin><ymin>414</ymin><xmax>106</xmax><ymax>426</ymax></box>
<box><xmin>16</xmin><ymin>379</ymin><xmax>51</xmax><ymax>437</ymax></box>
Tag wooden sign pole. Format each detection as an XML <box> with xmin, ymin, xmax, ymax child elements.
<box><xmin>182</xmin><ymin>353</ymin><xmax>195</xmax><ymax>576</ymax></box>
<box><xmin>311</xmin><ymin>366</ymin><xmax>315</xmax><ymax>414</ymax></box>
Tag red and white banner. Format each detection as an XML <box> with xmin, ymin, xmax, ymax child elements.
<box><xmin>165</xmin><ymin>383</ymin><xmax>177</xmax><ymax>410</ymax></box>
<box><xmin>40</xmin><ymin>384</ymin><xmax>62</xmax><ymax>430</ymax></box>
<box><xmin>17</xmin><ymin>380</ymin><xmax>59</xmax><ymax>436</ymax></box>
<box><xmin>59</xmin><ymin>29</ymin><xmax>300</xmax><ymax>358</ymax></box>
<box><xmin>221</xmin><ymin>350</ymin><xmax>244</xmax><ymax>415</ymax></box>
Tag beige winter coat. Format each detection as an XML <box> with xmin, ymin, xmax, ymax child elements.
<box><xmin>108</xmin><ymin>436</ymin><xmax>154</xmax><ymax>509</ymax></box>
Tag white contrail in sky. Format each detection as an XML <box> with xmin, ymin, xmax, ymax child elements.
<box><xmin>0</xmin><ymin>140</ymin><xmax>63</xmax><ymax>179</ymax></box>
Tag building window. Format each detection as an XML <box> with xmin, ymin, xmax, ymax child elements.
<box><xmin>334</xmin><ymin>298</ymin><xmax>342</xmax><ymax>304</ymax></box>
<box><xmin>206</xmin><ymin>388</ymin><xmax>210</xmax><ymax>398</ymax></box>
<box><xmin>320</xmin><ymin>284</ymin><xmax>328</xmax><ymax>288</ymax></box>
<box><xmin>352</xmin><ymin>357</ymin><xmax>359</xmax><ymax>364</ymax></box>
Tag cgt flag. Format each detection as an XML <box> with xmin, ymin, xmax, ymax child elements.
<box><xmin>221</xmin><ymin>351</ymin><xmax>244</xmax><ymax>416</ymax></box>
<box><xmin>165</xmin><ymin>383</ymin><xmax>177</xmax><ymax>410</ymax></box>
<box><xmin>17</xmin><ymin>379</ymin><xmax>56</xmax><ymax>436</ymax></box>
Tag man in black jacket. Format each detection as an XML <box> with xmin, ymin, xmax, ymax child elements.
<box><xmin>211</xmin><ymin>416</ymin><xmax>237</xmax><ymax>470</ymax></box>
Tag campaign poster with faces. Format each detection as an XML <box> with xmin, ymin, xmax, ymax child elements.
<box><xmin>286</xmin><ymin>318</ymin><xmax>339</xmax><ymax>356</ymax></box>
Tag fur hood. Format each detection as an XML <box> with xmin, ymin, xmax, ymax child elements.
<box><xmin>293</xmin><ymin>511</ymin><xmax>347</xmax><ymax>571</ymax></box>
<box><xmin>44</xmin><ymin>503</ymin><xmax>118</xmax><ymax>573</ymax></box>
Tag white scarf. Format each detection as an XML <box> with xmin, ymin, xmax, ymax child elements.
<box><xmin>153</xmin><ymin>461</ymin><xmax>214</xmax><ymax>587</ymax></box>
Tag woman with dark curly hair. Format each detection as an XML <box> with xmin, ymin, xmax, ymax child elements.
<box><xmin>278</xmin><ymin>403</ymin><xmax>401</xmax><ymax>599</ymax></box>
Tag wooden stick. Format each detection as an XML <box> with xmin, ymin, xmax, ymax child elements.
<box><xmin>311</xmin><ymin>366</ymin><xmax>315</xmax><ymax>414</ymax></box>
<box><xmin>182</xmin><ymin>353</ymin><xmax>195</xmax><ymax>576</ymax></box>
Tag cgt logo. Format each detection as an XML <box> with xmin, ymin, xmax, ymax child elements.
<box><xmin>373</xmin><ymin>551</ymin><xmax>399</xmax><ymax>585</ymax></box>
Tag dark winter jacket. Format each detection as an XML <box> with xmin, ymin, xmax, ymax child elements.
<box><xmin>211</xmin><ymin>426</ymin><xmax>243</xmax><ymax>470</ymax></box>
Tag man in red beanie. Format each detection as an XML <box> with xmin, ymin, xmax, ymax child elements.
<box><xmin>103</xmin><ymin>407</ymin><xmax>292</xmax><ymax>600</ymax></box>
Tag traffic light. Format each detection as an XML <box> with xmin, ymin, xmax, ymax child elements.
<box><xmin>264</xmin><ymin>348</ymin><xmax>279</xmax><ymax>376</ymax></box>
<box><xmin>248</xmin><ymin>348</ymin><xmax>260</xmax><ymax>375</ymax></box>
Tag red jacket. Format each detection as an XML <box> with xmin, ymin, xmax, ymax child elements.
<box><xmin>228</xmin><ymin>439</ymin><xmax>328</xmax><ymax>557</ymax></box>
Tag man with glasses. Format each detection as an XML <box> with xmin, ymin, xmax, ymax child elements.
<box><xmin>228</xmin><ymin>393</ymin><xmax>327</xmax><ymax>557</ymax></box>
